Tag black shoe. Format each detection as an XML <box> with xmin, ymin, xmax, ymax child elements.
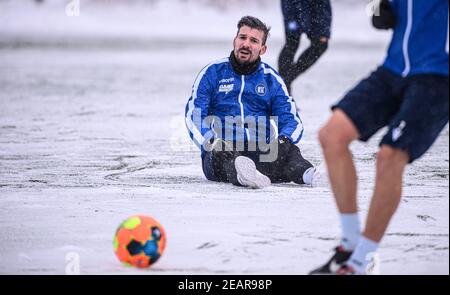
<box><xmin>335</xmin><ymin>264</ymin><xmax>357</xmax><ymax>275</ymax></box>
<box><xmin>309</xmin><ymin>246</ymin><xmax>353</xmax><ymax>275</ymax></box>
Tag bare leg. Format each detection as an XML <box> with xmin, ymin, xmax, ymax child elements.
<box><xmin>364</xmin><ymin>145</ymin><xmax>409</xmax><ymax>242</ymax></box>
<box><xmin>319</xmin><ymin>109</ymin><xmax>360</xmax><ymax>213</ymax></box>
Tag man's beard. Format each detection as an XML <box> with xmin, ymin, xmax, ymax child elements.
<box><xmin>229</xmin><ymin>50</ymin><xmax>261</xmax><ymax>76</ymax></box>
<box><xmin>235</xmin><ymin>48</ymin><xmax>255</xmax><ymax>65</ymax></box>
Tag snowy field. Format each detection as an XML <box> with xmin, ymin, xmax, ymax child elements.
<box><xmin>0</xmin><ymin>0</ymin><xmax>448</xmax><ymax>275</ymax></box>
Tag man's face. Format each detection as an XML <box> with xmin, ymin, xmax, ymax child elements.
<box><xmin>233</xmin><ymin>26</ymin><xmax>267</xmax><ymax>65</ymax></box>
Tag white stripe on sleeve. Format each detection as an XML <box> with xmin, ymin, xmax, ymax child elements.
<box><xmin>262</xmin><ymin>64</ymin><xmax>304</xmax><ymax>142</ymax></box>
<box><xmin>185</xmin><ymin>58</ymin><xmax>228</xmax><ymax>146</ymax></box>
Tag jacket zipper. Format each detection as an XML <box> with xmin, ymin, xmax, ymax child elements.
<box><xmin>237</xmin><ymin>75</ymin><xmax>250</xmax><ymax>140</ymax></box>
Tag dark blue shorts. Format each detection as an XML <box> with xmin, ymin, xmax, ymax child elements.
<box><xmin>281</xmin><ymin>0</ymin><xmax>332</xmax><ymax>39</ymax></box>
<box><xmin>333</xmin><ymin>66</ymin><xmax>449</xmax><ymax>163</ymax></box>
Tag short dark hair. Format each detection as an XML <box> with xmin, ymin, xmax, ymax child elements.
<box><xmin>237</xmin><ymin>16</ymin><xmax>271</xmax><ymax>45</ymax></box>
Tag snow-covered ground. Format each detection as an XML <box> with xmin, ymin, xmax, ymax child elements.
<box><xmin>0</xmin><ymin>0</ymin><xmax>448</xmax><ymax>275</ymax></box>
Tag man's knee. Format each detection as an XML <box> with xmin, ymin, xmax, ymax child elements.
<box><xmin>310</xmin><ymin>37</ymin><xmax>329</xmax><ymax>55</ymax></box>
<box><xmin>376</xmin><ymin>146</ymin><xmax>409</xmax><ymax>169</ymax></box>
<box><xmin>318</xmin><ymin>124</ymin><xmax>350</xmax><ymax>151</ymax></box>
<box><xmin>319</xmin><ymin>110</ymin><xmax>358</xmax><ymax>151</ymax></box>
<box><xmin>202</xmin><ymin>152</ymin><xmax>219</xmax><ymax>181</ymax></box>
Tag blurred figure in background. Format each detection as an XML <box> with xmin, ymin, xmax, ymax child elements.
<box><xmin>278</xmin><ymin>0</ymin><xmax>332</xmax><ymax>95</ymax></box>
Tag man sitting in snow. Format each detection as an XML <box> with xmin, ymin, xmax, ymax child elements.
<box><xmin>185</xmin><ymin>16</ymin><xmax>315</xmax><ymax>189</ymax></box>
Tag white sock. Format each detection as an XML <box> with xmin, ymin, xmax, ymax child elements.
<box><xmin>302</xmin><ymin>167</ymin><xmax>315</xmax><ymax>185</ymax></box>
<box><xmin>340</xmin><ymin>213</ymin><xmax>361</xmax><ymax>251</ymax></box>
<box><xmin>347</xmin><ymin>236</ymin><xmax>379</xmax><ymax>274</ymax></box>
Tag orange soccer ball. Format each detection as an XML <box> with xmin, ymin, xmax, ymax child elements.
<box><xmin>113</xmin><ymin>215</ymin><xmax>166</xmax><ymax>268</ymax></box>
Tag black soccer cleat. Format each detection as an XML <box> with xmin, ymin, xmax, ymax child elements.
<box><xmin>309</xmin><ymin>246</ymin><xmax>353</xmax><ymax>275</ymax></box>
<box><xmin>335</xmin><ymin>264</ymin><xmax>357</xmax><ymax>275</ymax></box>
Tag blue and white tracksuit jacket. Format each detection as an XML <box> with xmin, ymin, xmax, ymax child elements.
<box><xmin>185</xmin><ymin>58</ymin><xmax>303</xmax><ymax>155</ymax></box>
<box><xmin>383</xmin><ymin>0</ymin><xmax>449</xmax><ymax>77</ymax></box>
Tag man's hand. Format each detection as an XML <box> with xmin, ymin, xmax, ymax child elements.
<box><xmin>204</xmin><ymin>137</ymin><xmax>235</xmax><ymax>162</ymax></box>
<box><xmin>277</xmin><ymin>135</ymin><xmax>292</xmax><ymax>163</ymax></box>
<box><xmin>206</xmin><ymin>138</ymin><xmax>234</xmax><ymax>153</ymax></box>
<box><xmin>372</xmin><ymin>0</ymin><xmax>397</xmax><ymax>30</ymax></box>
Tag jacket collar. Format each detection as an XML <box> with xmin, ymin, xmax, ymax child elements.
<box><xmin>229</xmin><ymin>51</ymin><xmax>261</xmax><ymax>76</ymax></box>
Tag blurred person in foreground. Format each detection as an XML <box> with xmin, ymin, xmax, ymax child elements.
<box><xmin>185</xmin><ymin>16</ymin><xmax>315</xmax><ymax>189</ymax></box>
<box><xmin>310</xmin><ymin>0</ymin><xmax>449</xmax><ymax>275</ymax></box>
